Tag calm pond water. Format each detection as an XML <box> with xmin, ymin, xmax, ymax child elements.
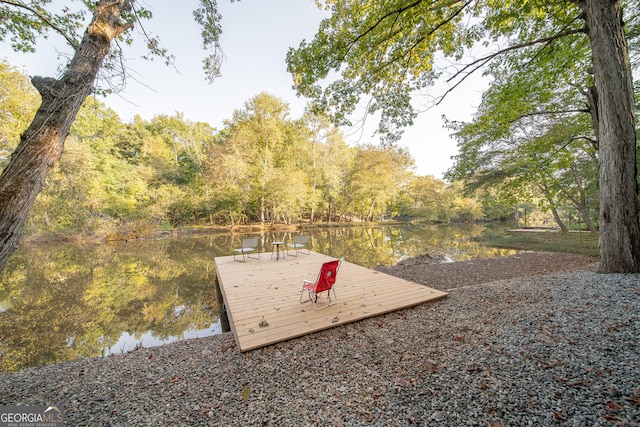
<box><xmin>0</xmin><ymin>223</ymin><xmax>515</xmax><ymax>372</ymax></box>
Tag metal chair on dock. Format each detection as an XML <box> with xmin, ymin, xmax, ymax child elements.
<box><xmin>234</xmin><ymin>237</ymin><xmax>260</xmax><ymax>262</ymax></box>
<box><xmin>287</xmin><ymin>234</ymin><xmax>310</xmax><ymax>256</ymax></box>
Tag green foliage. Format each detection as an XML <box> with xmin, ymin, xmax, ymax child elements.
<box><xmin>287</xmin><ymin>1</ymin><xmax>600</xmax><ymax>142</ymax></box>
<box><xmin>0</xmin><ymin>59</ymin><xmax>39</xmax><ymax>168</ymax></box>
<box><xmin>1</xmin><ymin>1</ymin><xmax>224</xmax><ymax>93</ymax></box>
<box><xmin>287</xmin><ymin>1</ymin><xmax>472</xmax><ymax>142</ymax></box>
<box><xmin>0</xmin><ymin>1</ymin><xmax>87</xmax><ymax>52</ymax></box>
<box><xmin>193</xmin><ymin>0</ymin><xmax>225</xmax><ymax>83</ymax></box>
<box><xmin>399</xmin><ymin>176</ymin><xmax>455</xmax><ymax>223</ymax></box>
<box><xmin>0</xmin><ymin>64</ymin><xmax>495</xmax><ymax>236</ymax></box>
<box><xmin>287</xmin><ymin>0</ymin><xmax>638</xmax><ymax>242</ymax></box>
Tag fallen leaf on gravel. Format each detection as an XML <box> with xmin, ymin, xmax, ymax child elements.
<box><xmin>424</xmin><ymin>359</ymin><xmax>439</xmax><ymax>372</ymax></box>
<box><xmin>466</xmin><ymin>363</ymin><xmax>482</xmax><ymax>372</ymax></box>
<box><xmin>626</xmin><ymin>395</ymin><xmax>640</xmax><ymax>406</ymax></box>
<box><xmin>393</xmin><ymin>377</ymin><xmax>415</xmax><ymax>388</ymax></box>
<box><xmin>538</xmin><ymin>358</ymin><xmax>563</xmax><ymax>369</ymax></box>
<box><xmin>242</xmin><ymin>385</ymin><xmax>250</xmax><ymax>402</ymax></box>
<box><xmin>566</xmin><ymin>378</ymin><xmax>589</xmax><ymax>387</ymax></box>
<box><xmin>602</xmin><ymin>414</ymin><xmax>629</xmax><ymax>426</ymax></box>
<box><xmin>606</xmin><ymin>400</ymin><xmax>622</xmax><ymax>411</ymax></box>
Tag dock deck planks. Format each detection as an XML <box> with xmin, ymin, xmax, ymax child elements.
<box><xmin>214</xmin><ymin>250</ymin><xmax>448</xmax><ymax>352</ymax></box>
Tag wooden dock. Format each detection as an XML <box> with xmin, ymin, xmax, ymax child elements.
<box><xmin>214</xmin><ymin>251</ymin><xmax>448</xmax><ymax>352</ymax></box>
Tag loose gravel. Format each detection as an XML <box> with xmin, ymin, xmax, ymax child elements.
<box><xmin>1</xmin><ymin>268</ymin><xmax>638</xmax><ymax>426</ymax></box>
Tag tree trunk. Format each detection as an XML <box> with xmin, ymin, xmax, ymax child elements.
<box><xmin>540</xmin><ymin>181</ymin><xmax>569</xmax><ymax>233</ymax></box>
<box><xmin>582</xmin><ymin>0</ymin><xmax>640</xmax><ymax>272</ymax></box>
<box><xmin>558</xmin><ymin>162</ymin><xmax>597</xmax><ymax>233</ymax></box>
<box><xmin>570</xmin><ymin>162</ymin><xmax>597</xmax><ymax>233</ymax></box>
<box><xmin>0</xmin><ymin>0</ymin><xmax>133</xmax><ymax>272</ymax></box>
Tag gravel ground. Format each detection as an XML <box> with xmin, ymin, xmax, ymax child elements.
<box><xmin>376</xmin><ymin>251</ymin><xmax>599</xmax><ymax>291</ymax></box>
<box><xmin>1</xmin><ymin>253</ymin><xmax>638</xmax><ymax>426</ymax></box>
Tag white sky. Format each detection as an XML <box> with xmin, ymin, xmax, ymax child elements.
<box><xmin>2</xmin><ymin>0</ymin><xmax>488</xmax><ymax>179</ymax></box>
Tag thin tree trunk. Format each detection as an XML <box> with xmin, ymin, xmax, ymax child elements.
<box><xmin>570</xmin><ymin>162</ymin><xmax>597</xmax><ymax>233</ymax></box>
<box><xmin>0</xmin><ymin>0</ymin><xmax>133</xmax><ymax>272</ymax></box>
<box><xmin>556</xmin><ymin>162</ymin><xmax>598</xmax><ymax>233</ymax></box>
<box><xmin>310</xmin><ymin>137</ymin><xmax>317</xmax><ymax>224</ymax></box>
<box><xmin>582</xmin><ymin>0</ymin><xmax>640</xmax><ymax>272</ymax></box>
<box><xmin>541</xmin><ymin>181</ymin><xmax>569</xmax><ymax>233</ymax></box>
<box><xmin>550</xmin><ymin>206</ymin><xmax>569</xmax><ymax>233</ymax></box>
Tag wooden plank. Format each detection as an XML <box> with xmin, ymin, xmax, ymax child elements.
<box><xmin>214</xmin><ymin>251</ymin><xmax>447</xmax><ymax>352</ymax></box>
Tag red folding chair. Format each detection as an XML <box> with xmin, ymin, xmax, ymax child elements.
<box><xmin>299</xmin><ymin>259</ymin><xmax>341</xmax><ymax>310</ymax></box>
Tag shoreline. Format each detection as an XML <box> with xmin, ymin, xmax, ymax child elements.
<box><xmin>1</xmin><ymin>266</ymin><xmax>637</xmax><ymax>426</ymax></box>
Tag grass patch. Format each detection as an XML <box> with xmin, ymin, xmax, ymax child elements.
<box><xmin>483</xmin><ymin>230</ymin><xmax>599</xmax><ymax>257</ymax></box>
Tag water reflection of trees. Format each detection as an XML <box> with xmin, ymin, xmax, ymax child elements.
<box><xmin>0</xmin><ymin>239</ymin><xmax>220</xmax><ymax>372</ymax></box>
<box><xmin>0</xmin><ymin>224</ymin><xmax>514</xmax><ymax>371</ymax></box>
<box><xmin>296</xmin><ymin>224</ymin><xmax>515</xmax><ymax>268</ymax></box>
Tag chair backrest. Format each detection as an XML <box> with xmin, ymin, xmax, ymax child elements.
<box><xmin>314</xmin><ymin>260</ymin><xmax>340</xmax><ymax>293</ymax></box>
<box><xmin>295</xmin><ymin>234</ymin><xmax>308</xmax><ymax>245</ymax></box>
<box><xmin>242</xmin><ymin>237</ymin><xmax>258</xmax><ymax>248</ymax></box>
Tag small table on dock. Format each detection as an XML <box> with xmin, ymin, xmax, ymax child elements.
<box><xmin>271</xmin><ymin>241</ymin><xmax>285</xmax><ymax>260</ymax></box>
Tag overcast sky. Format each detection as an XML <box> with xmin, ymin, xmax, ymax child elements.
<box><xmin>2</xmin><ymin>0</ymin><xmax>488</xmax><ymax>179</ymax></box>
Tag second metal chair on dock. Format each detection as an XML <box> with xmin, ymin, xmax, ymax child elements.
<box><xmin>287</xmin><ymin>234</ymin><xmax>310</xmax><ymax>256</ymax></box>
<box><xmin>233</xmin><ymin>237</ymin><xmax>260</xmax><ymax>262</ymax></box>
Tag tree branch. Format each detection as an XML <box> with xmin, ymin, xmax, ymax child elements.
<box><xmin>448</xmin><ymin>28</ymin><xmax>587</xmax><ymax>83</ymax></box>
<box><xmin>0</xmin><ymin>0</ymin><xmax>79</xmax><ymax>49</ymax></box>
<box><xmin>437</xmin><ymin>27</ymin><xmax>587</xmax><ymax>105</ymax></box>
<box><xmin>506</xmin><ymin>108</ymin><xmax>591</xmax><ymax>124</ymax></box>
<box><xmin>342</xmin><ymin>0</ymin><xmax>427</xmax><ymax>59</ymax></box>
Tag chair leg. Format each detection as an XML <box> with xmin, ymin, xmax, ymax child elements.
<box><xmin>300</xmin><ymin>289</ymin><xmax>315</xmax><ymax>305</ymax></box>
<box><xmin>310</xmin><ymin>290</ymin><xmax>337</xmax><ymax>310</ymax></box>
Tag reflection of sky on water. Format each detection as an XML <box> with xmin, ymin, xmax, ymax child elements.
<box><xmin>106</xmin><ymin>321</ymin><xmax>223</xmax><ymax>355</ymax></box>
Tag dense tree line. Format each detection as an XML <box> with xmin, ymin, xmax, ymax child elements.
<box><xmin>1</xmin><ymin>60</ymin><xmax>498</xmax><ymax>239</ymax></box>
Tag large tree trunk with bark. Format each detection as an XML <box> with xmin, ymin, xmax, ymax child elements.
<box><xmin>582</xmin><ymin>0</ymin><xmax>640</xmax><ymax>273</ymax></box>
<box><xmin>0</xmin><ymin>0</ymin><xmax>133</xmax><ymax>272</ymax></box>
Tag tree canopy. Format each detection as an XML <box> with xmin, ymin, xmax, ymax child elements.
<box><xmin>0</xmin><ymin>0</ymin><xmax>224</xmax><ymax>272</ymax></box>
<box><xmin>287</xmin><ymin>0</ymin><xmax>640</xmax><ymax>273</ymax></box>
